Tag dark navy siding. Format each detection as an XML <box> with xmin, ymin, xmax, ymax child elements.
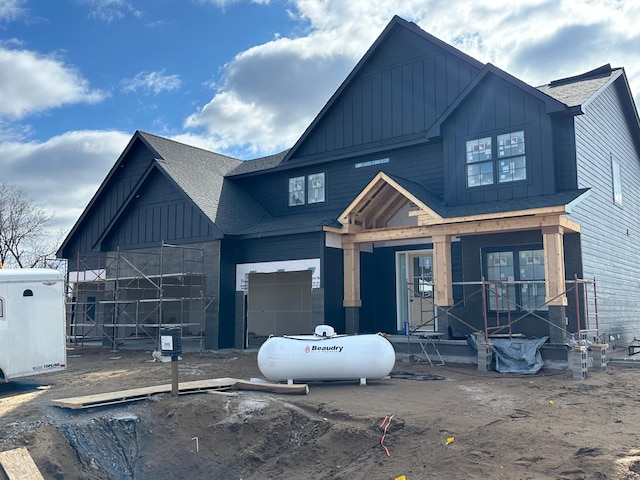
<box><xmin>323</xmin><ymin>247</ymin><xmax>345</xmax><ymax>332</ymax></box>
<box><xmin>443</xmin><ymin>75</ymin><xmax>556</xmax><ymax>206</ymax></box>
<box><xmin>370</xmin><ymin>247</ymin><xmax>398</xmax><ymax>333</ymax></box>
<box><xmin>294</xmin><ymin>26</ymin><xmax>479</xmax><ymax>159</ymax></box>
<box><xmin>552</xmin><ymin>116</ymin><xmax>578</xmax><ymax>190</ymax></box>
<box><xmin>236</xmin><ymin>232</ymin><xmax>325</xmax><ymax>264</ymax></box>
<box><xmin>234</xmin><ymin>142</ymin><xmax>444</xmax><ymax>217</ymax></box>
<box><xmin>62</xmin><ymin>140</ymin><xmax>151</xmax><ymax>256</ymax></box>
<box><xmin>571</xmin><ymin>79</ymin><xmax>640</xmax><ymax>341</ymax></box>
<box><xmin>455</xmin><ymin>232</ymin><xmax>549</xmax><ymax>338</ymax></box>
<box><xmin>102</xmin><ymin>168</ymin><xmax>216</xmax><ymax>250</ymax></box>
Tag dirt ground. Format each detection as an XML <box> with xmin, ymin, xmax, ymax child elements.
<box><xmin>2</xmin><ymin>345</ymin><xmax>640</xmax><ymax>480</ymax></box>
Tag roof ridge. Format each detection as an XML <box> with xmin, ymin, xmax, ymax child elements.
<box><xmin>548</xmin><ymin>64</ymin><xmax>615</xmax><ymax>87</ymax></box>
<box><xmin>137</xmin><ymin>130</ymin><xmax>241</xmax><ymax>161</ymax></box>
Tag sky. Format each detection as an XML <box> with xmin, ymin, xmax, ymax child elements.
<box><xmin>0</xmin><ymin>0</ymin><xmax>639</xmax><ymax>238</ymax></box>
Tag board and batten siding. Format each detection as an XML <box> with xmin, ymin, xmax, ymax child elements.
<box><xmin>103</xmin><ymin>168</ymin><xmax>217</xmax><ymax>250</ymax></box>
<box><xmin>571</xmin><ymin>80</ymin><xmax>640</xmax><ymax>342</ymax></box>
<box><xmin>443</xmin><ymin>75</ymin><xmax>556</xmax><ymax>206</ymax></box>
<box><xmin>62</xmin><ymin>140</ymin><xmax>153</xmax><ymax>255</ymax></box>
<box><xmin>294</xmin><ymin>26</ymin><xmax>479</xmax><ymax>159</ymax></box>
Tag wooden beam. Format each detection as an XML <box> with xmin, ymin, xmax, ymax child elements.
<box><xmin>343</xmin><ymin>243</ymin><xmax>361</xmax><ymax>307</ymax></box>
<box><xmin>542</xmin><ymin>225</ymin><xmax>568</xmax><ymax>306</ymax></box>
<box><xmin>432</xmin><ymin>235</ymin><xmax>453</xmax><ymax>306</ymax></box>
<box><xmin>342</xmin><ymin>214</ymin><xmax>580</xmax><ymax>244</ymax></box>
<box><xmin>414</xmin><ymin>205</ymin><xmax>568</xmax><ymax>225</ymax></box>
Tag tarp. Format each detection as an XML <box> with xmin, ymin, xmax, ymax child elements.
<box><xmin>468</xmin><ymin>334</ymin><xmax>549</xmax><ymax>374</ymax></box>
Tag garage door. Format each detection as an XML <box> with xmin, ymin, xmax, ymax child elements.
<box><xmin>246</xmin><ymin>270</ymin><xmax>313</xmax><ymax>344</ymax></box>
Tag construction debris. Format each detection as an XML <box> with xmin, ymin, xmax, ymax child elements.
<box><xmin>51</xmin><ymin>377</ymin><xmax>308</xmax><ymax>409</ymax></box>
<box><xmin>0</xmin><ymin>447</ymin><xmax>44</xmax><ymax>480</ymax></box>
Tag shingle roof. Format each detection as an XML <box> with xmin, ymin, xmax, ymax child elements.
<box><xmin>139</xmin><ymin>131</ymin><xmax>272</xmax><ymax>234</ymax></box>
<box><xmin>227</xmin><ymin>150</ymin><xmax>289</xmax><ymax>176</ymax></box>
<box><xmin>236</xmin><ymin>211</ymin><xmax>343</xmax><ymax>236</ymax></box>
<box><xmin>536</xmin><ymin>64</ymin><xmax>620</xmax><ymax>107</ymax></box>
<box><xmin>382</xmin><ymin>173</ymin><xmax>588</xmax><ymax>219</ymax></box>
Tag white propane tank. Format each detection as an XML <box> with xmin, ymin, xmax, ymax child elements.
<box><xmin>257</xmin><ymin>325</ymin><xmax>396</xmax><ymax>385</ymax></box>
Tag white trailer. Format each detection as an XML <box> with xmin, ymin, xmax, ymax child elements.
<box><xmin>0</xmin><ymin>268</ymin><xmax>67</xmax><ymax>381</ymax></box>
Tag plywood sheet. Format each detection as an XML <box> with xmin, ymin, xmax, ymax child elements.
<box><xmin>0</xmin><ymin>447</ymin><xmax>44</xmax><ymax>480</ymax></box>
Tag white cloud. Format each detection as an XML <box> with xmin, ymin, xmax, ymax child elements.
<box><xmin>0</xmin><ymin>130</ymin><xmax>131</xmax><ymax>233</ymax></box>
<box><xmin>183</xmin><ymin>0</ymin><xmax>640</xmax><ymax>157</ymax></box>
<box><xmin>78</xmin><ymin>0</ymin><xmax>142</xmax><ymax>23</ymax></box>
<box><xmin>122</xmin><ymin>70</ymin><xmax>183</xmax><ymax>95</ymax></box>
<box><xmin>0</xmin><ymin>0</ymin><xmax>26</xmax><ymax>22</ymax></box>
<box><xmin>0</xmin><ymin>47</ymin><xmax>106</xmax><ymax>119</ymax></box>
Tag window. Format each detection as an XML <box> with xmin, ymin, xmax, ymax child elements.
<box><xmin>355</xmin><ymin>157</ymin><xmax>389</xmax><ymax>169</ymax></box>
<box><xmin>289</xmin><ymin>173</ymin><xmax>325</xmax><ymax>206</ymax></box>
<box><xmin>307</xmin><ymin>173</ymin><xmax>325</xmax><ymax>204</ymax></box>
<box><xmin>485</xmin><ymin>247</ymin><xmax>547</xmax><ymax>312</ymax></box>
<box><xmin>611</xmin><ymin>157</ymin><xmax>622</xmax><ymax>206</ymax></box>
<box><xmin>466</xmin><ymin>130</ymin><xmax>526</xmax><ymax>187</ymax></box>
<box><xmin>289</xmin><ymin>176</ymin><xmax>305</xmax><ymax>206</ymax></box>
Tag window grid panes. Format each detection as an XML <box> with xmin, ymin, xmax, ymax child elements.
<box><xmin>485</xmin><ymin>248</ymin><xmax>547</xmax><ymax>312</ymax></box>
<box><xmin>466</xmin><ymin>137</ymin><xmax>493</xmax><ymax>187</ymax></box>
<box><xmin>307</xmin><ymin>173</ymin><xmax>325</xmax><ymax>204</ymax></box>
<box><xmin>486</xmin><ymin>252</ymin><xmax>516</xmax><ymax>311</ymax></box>
<box><xmin>497</xmin><ymin>131</ymin><xmax>526</xmax><ymax>183</ymax></box>
<box><xmin>467</xmin><ymin>131</ymin><xmax>527</xmax><ymax>187</ymax></box>
<box><xmin>519</xmin><ymin>250</ymin><xmax>547</xmax><ymax>311</ymax></box>
<box><xmin>288</xmin><ymin>176</ymin><xmax>305</xmax><ymax>206</ymax></box>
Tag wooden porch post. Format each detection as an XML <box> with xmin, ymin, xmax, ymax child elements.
<box><xmin>343</xmin><ymin>242</ymin><xmax>361</xmax><ymax>333</ymax></box>
<box><xmin>542</xmin><ymin>225</ymin><xmax>567</xmax><ymax>344</ymax></box>
<box><xmin>432</xmin><ymin>235</ymin><xmax>453</xmax><ymax>307</ymax></box>
<box><xmin>542</xmin><ymin>225</ymin><xmax>567</xmax><ymax>306</ymax></box>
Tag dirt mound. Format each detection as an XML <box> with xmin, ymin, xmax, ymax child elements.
<box><xmin>2</xmin><ymin>347</ymin><xmax>640</xmax><ymax>479</ymax></box>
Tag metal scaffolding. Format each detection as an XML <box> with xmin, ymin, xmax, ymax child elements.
<box><xmin>66</xmin><ymin>243</ymin><xmax>208</xmax><ymax>351</ymax></box>
<box><xmin>418</xmin><ymin>277</ymin><xmax>599</xmax><ymax>342</ymax></box>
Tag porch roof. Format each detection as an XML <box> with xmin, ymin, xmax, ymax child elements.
<box><xmin>334</xmin><ymin>172</ymin><xmax>588</xmax><ymax>241</ymax></box>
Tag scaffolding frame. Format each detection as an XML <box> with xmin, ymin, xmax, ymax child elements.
<box><xmin>66</xmin><ymin>243</ymin><xmax>208</xmax><ymax>351</ymax></box>
<box><xmin>416</xmin><ymin>277</ymin><xmax>598</xmax><ymax>342</ymax></box>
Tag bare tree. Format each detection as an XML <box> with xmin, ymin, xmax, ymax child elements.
<box><xmin>0</xmin><ymin>183</ymin><xmax>60</xmax><ymax>268</ymax></box>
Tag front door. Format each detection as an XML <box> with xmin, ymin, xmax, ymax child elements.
<box><xmin>397</xmin><ymin>251</ymin><xmax>436</xmax><ymax>333</ymax></box>
<box><xmin>410</xmin><ymin>252</ymin><xmax>435</xmax><ymax>331</ymax></box>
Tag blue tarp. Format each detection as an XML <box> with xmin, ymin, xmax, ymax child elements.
<box><xmin>468</xmin><ymin>333</ymin><xmax>549</xmax><ymax>374</ymax></box>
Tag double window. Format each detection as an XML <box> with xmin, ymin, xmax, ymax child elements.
<box><xmin>466</xmin><ymin>130</ymin><xmax>526</xmax><ymax>187</ymax></box>
<box><xmin>484</xmin><ymin>247</ymin><xmax>547</xmax><ymax>312</ymax></box>
<box><xmin>288</xmin><ymin>173</ymin><xmax>325</xmax><ymax>206</ymax></box>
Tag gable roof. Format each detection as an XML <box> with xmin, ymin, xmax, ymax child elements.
<box><xmin>537</xmin><ymin>64</ymin><xmax>640</xmax><ymax>153</ymax></box>
<box><xmin>337</xmin><ymin>172</ymin><xmax>589</xmax><ymax>232</ymax></box>
<box><xmin>282</xmin><ymin>15</ymin><xmax>484</xmax><ymax>163</ymax></box>
<box><xmin>138</xmin><ymin>132</ymin><xmax>271</xmax><ymax>234</ymax></box>
<box><xmin>536</xmin><ymin>64</ymin><xmax>622</xmax><ymax>108</ymax></box>
<box><xmin>59</xmin><ymin>131</ymin><xmax>274</xmax><ymax>254</ymax></box>
<box><xmin>426</xmin><ymin>63</ymin><xmax>570</xmax><ymax>139</ymax></box>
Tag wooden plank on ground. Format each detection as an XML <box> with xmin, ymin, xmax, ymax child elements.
<box><xmin>51</xmin><ymin>378</ymin><xmax>309</xmax><ymax>409</ymax></box>
<box><xmin>233</xmin><ymin>379</ymin><xmax>309</xmax><ymax>395</ymax></box>
<box><xmin>51</xmin><ymin>378</ymin><xmax>238</xmax><ymax>409</ymax></box>
<box><xmin>0</xmin><ymin>447</ymin><xmax>44</xmax><ymax>480</ymax></box>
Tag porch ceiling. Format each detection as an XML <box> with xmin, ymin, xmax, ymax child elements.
<box><xmin>338</xmin><ymin>172</ymin><xmax>440</xmax><ymax>230</ymax></box>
